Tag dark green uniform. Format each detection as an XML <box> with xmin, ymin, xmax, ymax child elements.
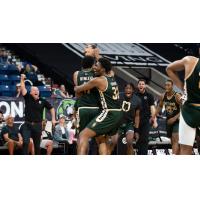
<box><xmin>182</xmin><ymin>59</ymin><xmax>200</xmax><ymax>128</ymax></box>
<box><xmin>118</xmin><ymin>94</ymin><xmax>141</xmax><ymax>135</ymax></box>
<box><xmin>87</xmin><ymin>76</ymin><xmax>123</xmax><ymax>136</ymax></box>
<box><xmin>75</xmin><ymin>69</ymin><xmax>100</xmax><ymax>133</ymax></box>
<box><xmin>163</xmin><ymin>91</ymin><xmax>180</xmax><ymax>137</ymax></box>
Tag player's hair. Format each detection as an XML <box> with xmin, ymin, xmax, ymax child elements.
<box><xmin>86</xmin><ymin>43</ymin><xmax>97</xmax><ymax>49</ymax></box>
<box><xmin>166</xmin><ymin>79</ymin><xmax>173</xmax><ymax>85</ymax></box>
<box><xmin>81</xmin><ymin>56</ymin><xmax>96</xmax><ymax>69</ymax></box>
<box><xmin>125</xmin><ymin>82</ymin><xmax>135</xmax><ymax>90</ymax></box>
<box><xmin>138</xmin><ymin>78</ymin><xmax>146</xmax><ymax>84</ymax></box>
<box><xmin>98</xmin><ymin>57</ymin><xmax>112</xmax><ymax>73</ymax></box>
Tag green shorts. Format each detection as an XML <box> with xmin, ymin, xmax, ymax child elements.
<box><xmin>166</xmin><ymin>121</ymin><xmax>179</xmax><ymax>138</ymax></box>
<box><xmin>181</xmin><ymin>102</ymin><xmax>200</xmax><ymax>128</ymax></box>
<box><xmin>87</xmin><ymin>109</ymin><xmax>123</xmax><ymax>136</ymax></box>
<box><xmin>118</xmin><ymin>122</ymin><xmax>135</xmax><ymax>135</ymax></box>
<box><xmin>77</xmin><ymin>107</ymin><xmax>100</xmax><ymax>133</ymax></box>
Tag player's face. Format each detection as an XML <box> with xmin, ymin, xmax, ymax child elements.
<box><xmin>84</xmin><ymin>45</ymin><xmax>96</xmax><ymax>57</ymax></box>
<box><xmin>30</xmin><ymin>87</ymin><xmax>40</xmax><ymax>99</ymax></box>
<box><xmin>93</xmin><ymin>61</ymin><xmax>104</xmax><ymax>76</ymax></box>
<box><xmin>125</xmin><ymin>84</ymin><xmax>133</xmax><ymax>98</ymax></box>
<box><xmin>138</xmin><ymin>81</ymin><xmax>146</xmax><ymax>93</ymax></box>
<box><xmin>165</xmin><ymin>82</ymin><xmax>173</xmax><ymax>93</ymax></box>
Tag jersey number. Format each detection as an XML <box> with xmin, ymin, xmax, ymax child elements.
<box><xmin>112</xmin><ymin>86</ymin><xmax>119</xmax><ymax>100</ymax></box>
<box><xmin>122</xmin><ymin>101</ymin><xmax>131</xmax><ymax>112</ymax></box>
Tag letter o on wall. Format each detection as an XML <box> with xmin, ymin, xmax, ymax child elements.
<box><xmin>0</xmin><ymin>101</ymin><xmax>10</xmax><ymax>117</ymax></box>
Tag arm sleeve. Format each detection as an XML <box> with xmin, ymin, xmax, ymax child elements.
<box><xmin>43</xmin><ymin>99</ymin><xmax>53</xmax><ymax>110</ymax></box>
<box><xmin>149</xmin><ymin>94</ymin><xmax>155</xmax><ymax>106</ymax></box>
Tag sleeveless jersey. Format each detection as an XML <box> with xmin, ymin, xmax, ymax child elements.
<box><xmin>163</xmin><ymin>91</ymin><xmax>180</xmax><ymax>119</ymax></box>
<box><xmin>98</xmin><ymin>76</ymin><xmax>121</xmax><ymax>109</ymax></box>
<box><xmin>185</xmin><ymin>59</ymin><xmax>200</xmax><ymax>104</ymax></box>
<box><xmin>76</xmin><ymin>69</ymin><xmax>100</xmax><ymax>108</ymax></box>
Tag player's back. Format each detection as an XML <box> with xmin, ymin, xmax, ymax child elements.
<box><xmin>76</xmin><ymin>69</ymin><xmax>100</xmax><ymax>108</ymax></box>
<box><xmin>185</xmin><ymin>58</ymin><xmax>200</xmax><ymax>104</ymax></box>
<box><xmin>98</xmin><ymin>76</ymin><xmax>121</xmax><ymax>110</ymax></box>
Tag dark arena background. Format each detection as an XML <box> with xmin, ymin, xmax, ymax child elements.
<box><xmin>0</xmin><ymin>43</ymin><xmax>200</xmax><ymax>155</ymax></box>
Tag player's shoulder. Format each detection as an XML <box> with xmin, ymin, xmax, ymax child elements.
<box><xmin>182</xmin><ymin>56</ymin><xmax>198</xmax><ymax>63</ymax></box>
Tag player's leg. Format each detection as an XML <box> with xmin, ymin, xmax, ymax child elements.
<box><xmin>126</xmin><ymin>131</ymin><xmax>135</xmax><ymax>155</ymax></box>
<box><xmin>78</xmin><ymin>128</ymin><xmax>96</xmax><ymax>155</ymax></box>
<box><xmin>96</xmin><ymin>135</ymin><xmax>109</xmax><ymax>155</ymax></box>
<box><xmin>179</xmin><ymin>112</ymin><xmax>196</xmax><ymax>155</ymax></box>
<box><xmin>170</xmin><ymin>121</ymin><xmax>180</xmax><ymax>155</ymax></box>
<box><xmin>107</xmin><ymin>133</ymin><xmax>119</xmax><ymax>155</ymax></box>
<box><xmin>171</xmin><ymin>133</ymin><xmax>179</xmax><ymax>155</ymax></box>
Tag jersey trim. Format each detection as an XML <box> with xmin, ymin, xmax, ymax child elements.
<box><xmin>99</xmin><ymin>76</ymin><xmax>108</xmax><ymax>92</ymax></box>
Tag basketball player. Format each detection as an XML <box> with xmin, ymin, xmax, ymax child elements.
<box><xmin>74</xmin><ymin>57</ymin><xmax>122</xmax><ymax>155</ymax></box>
<box><xmin>108</xmin><ymin>83</ymin><xmax>141</xmax><ymax>155</ymax></box>
<box><xmin>73</xmin><ymin>56</ymin><xmax>108</xmax><ymax>154</ymax></box>
<box><xmin>166</xmin><ymin>56</ymin><xmax>200</xmax><ymax>155</ymax></box>
<box><xmin>156</xmin><ymin>80</ymin><xmax>181</xmax><ymax>155</ymax></box>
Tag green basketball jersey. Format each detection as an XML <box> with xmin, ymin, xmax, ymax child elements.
<box><xmin>185</xmin><ymin>59</ymin><xmax>200</xmax><ymax>104</ymax></box>
<box><xmin>163</xmin><ymin>91</ymin><xmax>180</xmax><ymax>119</ymax></box>
<box><xmin>76</xmin><ymin>69</ymin><xmax>100</xmax><ymax>108</ymax></box>
<box><xmin>98</xmin><ymin>76</ymin><xmax>121</xmax><ymax>109</ymax></box>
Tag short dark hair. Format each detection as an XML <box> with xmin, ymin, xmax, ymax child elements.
<box><xmin>125</xmin><ymin>83</ymin><xmax>135</xmax><ymax>90</ymax></box>
<box><xmin>81</xmin><ymin>56</ymin><xmax>96</xmax><ymax>69</ymax></box>
<box><xmin>138</xmin><ymin>79</ymin><xmax>146</xmax><ymax>84</ymax></box>
<box><xmin>98</xmin><ymin>57</ymin><xmax>112</xmax><ymax>73</ymax></box>
<box><xmin>86</xmin><ymin>43</ymin><xmax>97</xmax><ymax>49</ymax></box>
<box><xmin>166</xmin><ymin>79</ymin><xmax>173</xmax><ymax>85</ymax></box>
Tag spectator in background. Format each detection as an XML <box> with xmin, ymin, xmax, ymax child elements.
<box><xmin>16</xmin><ymin>83</ymin><xmax>23</xmax><ymax>98</ymax></box>
<box><xmin>54</xmin><ymin>84</ymin><xmax>71</xmax><ymax>99</ymax></box>
<box><xmin>40</xmin><ymin>120</ymin><xmax>53</xmax><ymax>155</ymax></box>
<box><xmin>54</xmin><ymin>114</ymin><xmax>69</xmax><ymax>154</ymax></box>
<box><xmin>135</xmin><ymin>79</ymin><xmax>157</xmax><ymax>155</ymax></box>
<box><xmin>1</xmin><ymin>49</ymin><xmax>8</xmax><ymax>63</ymax></box>
<box><xmin>20</xmin><ymin>74</ymin><xmax>56</xmax><ymax>155</ymax></box>
<box><xmin>1</xmin><ymin>115</ymin><xmax>23</xmax><ymax>155</ymax></box>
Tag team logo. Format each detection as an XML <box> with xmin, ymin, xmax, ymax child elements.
<box><xmin>39</xmin><ymin>101</ymin><xmax>42</xmax><ymax>104</ymax></box>
<box><xmin>56</xmin><ymin>99</ymin><xmax>75</xmax><ymax>120</ymax></box>
<box><xmin>144</xmin><ymin>96</ymin><xmax>147</xmax><ymax>100</ymax></box>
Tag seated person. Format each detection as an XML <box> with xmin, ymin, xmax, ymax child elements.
<box><xmin>40</xmin><ymin>120</ymin><xmax>53</xmax><ymax>155</ymax></box>
<box><xmin>1</xmin><ymin>115</ymin><xmax>23</xmax><ymax>155</ymax></box>
<box><xmin>54</xmin><ymin>84</ymin><xmax>71</xmax><ymax>99</ymax></box>
<box><xmin>54</xmin><ymin>114</ymin><xmax>69</xmax><ymax>154</ymax></box>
